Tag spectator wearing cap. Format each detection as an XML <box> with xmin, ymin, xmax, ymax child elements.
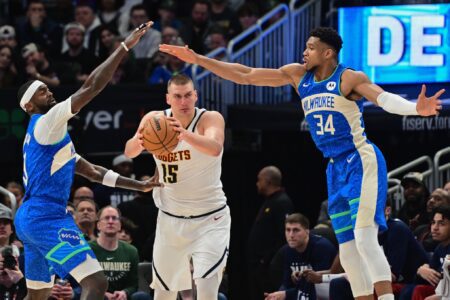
<box><xmin>122</xmin><ymin>4</ymin><xmax>161</xmax><ymax>59</ymax></box>
<box><xmin>72</xmin><ymin>3</ymin><xmax>101</xmax><ymax>55</ymax></box>
<box><xmin>16</xmin><ymin>0</ymin><xmax>63</xmax><ymax>58</ymax></box>
<box><xmin>58</xmin><ymin>22</ymin><xmax>99</xmax><ymax>84</ymax></box>
<box><xmin>153</xmin><ymin>0</ymin><xmax>182</xmax><ymax>32</ymax></box>
<box><xmin>0</xmin><ymin>25</ymin><xmax>18</xmax><ymax>51</ymax></box>
<box><xmin>396</xmin><ymin>172</ymin><xmax>430</xmax><ymax>231</ymax></box>
<box><xmin>21</xmin><ymin>42</ymin><xmax>60</xmax><ymax>86</ymax></box>
<box><xmin>93</xmin><ymin>155</ymin><xmax>136</xmax><ymax>208</ymax></box>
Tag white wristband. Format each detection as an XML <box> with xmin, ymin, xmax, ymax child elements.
<box><xmin>121</xmin><ymin>42</ymin><xmax>129</xmax><ymax>52</ymax></box>
<box><xmin>102</xmin><ymin>170</ymin><xmax>119</xmax><ymax>187</ymax></box>
<box><xmin>377</xmin><ymin>92</ymin><xmax>419</xmax><ymax>115</ymax></box>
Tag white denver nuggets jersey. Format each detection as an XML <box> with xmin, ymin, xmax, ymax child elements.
<box><xmin>298</xmin><ymin>64</ymin><xmax>368</xmax><ymax>158</ymax></box>
<box><xmin>152</xmin><ymin>108</ymin><xmax>227</xmax><ymax>216</ymax></box>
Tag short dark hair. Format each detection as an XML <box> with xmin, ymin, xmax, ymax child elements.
<box><xmin>432</xmin><ymin>205</ymin><xmax>450</xmax><ymax>221</ymax></box>
<box><xmin>130</xmin><ymin>4</ymin><xmax>148</xmax><ymax>16</ymax></box>
<box><xmin>309</xmin><ymin>27</ymin><xmax>343</xmax><ymax>54</ymax></box>
<box><xmin>17</xmin><ymin>80</ymin><xmax>36</xmax><ymax>103</ymax></box>
<box><xmin>285</xmin><ymin>213</ymin><xmax>310</xmax><ymax>229</ymax></box>
<box><xmin>168</xmin><ymin>74</ymin><xmax>193</xmax><ymax>89</ymax></box>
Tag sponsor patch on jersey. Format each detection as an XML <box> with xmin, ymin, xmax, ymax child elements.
<box><xmin>58</xmin><ymin>228</ymin><xmax>83</xmax><ymax>246</ymax></box>
<box><xmin>326</xmin><ymin>81</ymin><xmax>337</xmax><ymax>91</ymax></box>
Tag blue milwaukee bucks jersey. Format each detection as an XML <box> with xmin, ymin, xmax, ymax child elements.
<box><xmin>22</xmin><ymin>114</ymin><xmax>76</xmax><ymax>204</ymax></box>
<box><xmin>298</xmin><ymin>64</ymin><xmax>367</xmax><ymax>158</ymax></box>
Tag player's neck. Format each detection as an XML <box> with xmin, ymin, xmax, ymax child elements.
<box><xmin>314</xmin><ymin>62</ymin><xmax>338</xmax><ymax>82</ymax></box>
<box><xmin>97</xmin><ymin>234</ymin><xmax>119</xmax><ymax>251</ymax></box>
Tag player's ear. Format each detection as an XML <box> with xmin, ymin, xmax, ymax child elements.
<box><xmin>165</xmin><ymin>93</ymin><xmax>170</xmax><ymax>105</ymax></box>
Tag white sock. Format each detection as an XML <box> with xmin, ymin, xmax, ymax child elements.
<box><xmin>378</xmin><ymin>294</ymin><xmax>394</xmax><ymax>300</ymax></box>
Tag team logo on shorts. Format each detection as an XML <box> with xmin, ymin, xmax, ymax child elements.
<box><xmin>326</xmin><ymin>81</ymin><xmax>336</xmax><ymax>91</ymax></box>
<box><xmin>58</xmin><ymin>229</ymin><xmax>84</xmax><ymax>246</ymax></box>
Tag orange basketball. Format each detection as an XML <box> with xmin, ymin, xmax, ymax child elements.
<box><xmin>142</xmin><ymin>114</ymin><xmax>179</xmax><ymax>156</ymax></box>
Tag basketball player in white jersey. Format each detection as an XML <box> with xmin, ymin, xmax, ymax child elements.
<box><xmin>159</xmin><ymin>27</ymin><xmax>444</xmax><ymax>300</ymax></box>
<box><xmin>124</xmin><ymin>74</ymin><xmax>230</xmax><ymax>300</ymax></box>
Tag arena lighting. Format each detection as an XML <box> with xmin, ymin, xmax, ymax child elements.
<box><xmin>338</xmin><ymin>4</ymin><xmax>450</xmax><ymax>84</ymax></box>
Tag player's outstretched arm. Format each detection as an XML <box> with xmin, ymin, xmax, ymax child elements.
<box><xmin>159</xmin><ymin>44</ymin><xmax>304</xmax><ymax>88</ymax></box>
<box><xmin>167</xmin><ymin>111</ymin><xmax>224</xmax><ymax>156</ymax></box>
<box><xmin>75</xmin><ymin>156</ymin><xmax>162</xmax><ymax>192</ymax></box>
<box><xmin>348</xmin><ymin>70</ymin><xmax>444</xmax><ymax>116</ymax></box>
<box><xmin>70</xmin><ymin>21</ymin><xmax>154</xmax><ymax>114</ymax></box>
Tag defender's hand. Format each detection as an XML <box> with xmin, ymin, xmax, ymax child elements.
<box><xmin>416</xmin><ymin>84</ymin><xmax>445</xmax><ymax>116</ymax></box>
<box><xmin>123</xmin><ymin>21</ymin><xmax>154</xmax><ymax>50</ymax></box>
<box><xmin>159</xmin><ymin>44</ymin><xmax>198</xmax><ymax>64</ymax></box>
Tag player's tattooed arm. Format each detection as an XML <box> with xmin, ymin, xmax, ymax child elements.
<box><xmin>75</xmin><ymin>156</ymin><xmax>162</xmax><ymax>192</ymax></box>
<box><xmin>70</xmin><ymin>21</ymin><xmax>154</xmax><ymax>114</ymax></box>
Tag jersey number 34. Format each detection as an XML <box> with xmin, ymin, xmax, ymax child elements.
<box><xmin>313</xmin><ymin>114</ymin><xmax>335</xmax><ymax>135</ymax></box>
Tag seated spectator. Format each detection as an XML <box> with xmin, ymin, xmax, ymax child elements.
<box><xmin>72</xmin><ymin>186</ymin><xmax>95</xmax><ymax>207</ymax></box>
<box><xmin>210</xmin><ymin>0</ymin><xmax>239</xmax><ymax>38</ymax></box>
<box><xmin>119</xmin><ymin>217</ymin><xmax>138</xmax><ymax>245</ymax></box>
<box><xmin>315</xmin><ymin>199</ymin><xmax>331</xmax><ymax>229</ymax></box>
<box><xmin>73</xmin><ymin>3</ymin><xmax>101</xmax><ymax>55</ymax></box>
<box><xmin>89</xmin><ymin>206</ymin><xmax>147</xmax><ymax>299</ymax></box>
<box><xmin>148</xmin><ymin>38</ymin><xmax>192</xmax><ymax>85</ymax></box>
<box><xmin>109</xmin><ymin>36</ymin><xmax>140</xmax><ymax>84</ymax></box>
<box><xmin>21</xmin><ymin>43</ymin><xmax>60</xmax><ymax>87</ymax></box>
<box><xmin>444</xmin><ymin>181</ymin><xmax>450</xmax><ymax>193</ymax></box>
<box><xmin>5</xmin><ymin>182</ymin><xmax>23</xmax><ymax>209</ymax></box>
<box><xmin>0</xmin><ymin>45</ymin><xmax>19</xmax><ymax>88</ymax></box>
<box><xmin>16</xmin><ymin>0</ymin><xmax>63</xmax><ymax>58</ymax></box>
<box><xmin>153</xmin><ymin>0</ymin><xmax>182</xmax><ymax>31</ymax></box>
<box><xmin>179</xmin><ymin>0</ymin><xmax>212</xmax><ymax>54</ymax></box>
<box><xmin>58</xmin><ymin>22</ymin><xmax>99</xmax><ymax>84</ymax></box>
<box><xmin>236</xmin><ymin>2</ymin><xmax>259</xmax><ymax>35</ymax></box>
<box><xmin>415</xmin><ymin>188</ymin><xmax>450</xmax><ymax>253</ymax></box>
<box><xmin>204</xmin><ymin>25</ymin><xmax>228</xmax><ymax>56</ymax></box>
<box><xmin>66</xmin><ymin>202</ymin><xmax>75</xmax><ymax>218</ymax></box>
<box><xmin>75</xmin><ymin>198</ymin><xmax>98</xmax><ymax>241</ymax></box>
<box><xmin>122</xmin><ymin>4</ymin><xmax>161</xmax><ymax>59</ymax></box>
<box><xmin>152</xmin><ymin>26</ymin><xmax>180</xmax><ymax>67</ymax></box>
<box><xmin>396</xmin><ymin>172</ymin><xmax>430</xmax><ymax>230</ymax></box>
<box><xmin>264</xmin><ymin>213</ymin><xmax>337</xmax><ymax>300</ymax></box>
<box><xmin>0</xmin><ymin>25</ymin><xmax>20</xmax><ymax>65</ymax></box>
<box><xmin>98</xmin><ymin>0</ymin><xmax>122</xmax><ymax>30</ymax></box>
<box><xmin>97</xmin><ymin>24</ymin><xmax>119</xmax><ymax>62</ymax></box>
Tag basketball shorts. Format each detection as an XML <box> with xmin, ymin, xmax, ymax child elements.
<box><xmin>326</xmin><ymin>143</ymin><xmax>387</xmax><ymax>244</ymax></box>
<box><xmin>151</xmin><ymin>205</ymin><xmax>231</xmax><ymax>291</ymax></box>
<box><xmin>15</xmin><ymin>199</ymin><xmax>100</xmax><ymax>286</ymax></box>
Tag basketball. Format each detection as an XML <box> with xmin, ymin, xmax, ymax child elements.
<box><xmin>142</xmin><ymin>114</ymin><xmax>179</xmax><ymax>156</ymax></box>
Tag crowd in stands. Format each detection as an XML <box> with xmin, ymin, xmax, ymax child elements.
<box><xmin>0</xmin><ymin>0</ymin><xmax>288</xmax><ymax>89</ymax></box>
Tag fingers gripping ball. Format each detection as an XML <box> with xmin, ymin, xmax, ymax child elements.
<box><xmin>142</xmin><ymin>114</ymin><xmax>179</xmax><ymax>156</ymax></box>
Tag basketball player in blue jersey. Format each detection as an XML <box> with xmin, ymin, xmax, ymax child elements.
<box><xmin>159</xmin><ymin>27</ymin><xmax>444</xmax><ymax>300</ymax></box>
<box><xmin>15</xmin><ymin>21</ymin><xmax>161</xmax><ymax>300</ymax></box>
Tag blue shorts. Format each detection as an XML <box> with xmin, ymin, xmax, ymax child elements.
<box><xmin>327</xmin><ymin>143</ymin><xmax>387</xmax><ymax>244</ymax></box>
<box><xmin>14</xmin><ymin>199</ymin><xmax>96</xmax><ymax>283</ymax></box>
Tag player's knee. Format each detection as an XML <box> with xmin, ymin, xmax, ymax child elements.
<box><xmin>195</xmin><ymin>276</ymin><xmax>220</xmax><ymax>300</ymax></box>
<box><xmin>354</xmin><ymin>226</ymin><xmax>379</xmax><ymax>259</ymax></box>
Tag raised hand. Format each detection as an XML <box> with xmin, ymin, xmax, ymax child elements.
<box><xmin>416</xmin><ymin>84</ymin><xmax>445</xmax><ymax>116</ymax></box>
<box><xmin>123</xmin><ymin>21</ymin><xmax>154</xmax><ymax>50</ymax></box>
<box><xmin>159</xmin><ymin>44</ymin><xmax>198</xmax><ymax>64</ymax></box>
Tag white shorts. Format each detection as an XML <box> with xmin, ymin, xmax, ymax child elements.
<box><xmin>150</xmin><ymin>206</ymin><xmax>231</xmax><ymax>291</ymax></box>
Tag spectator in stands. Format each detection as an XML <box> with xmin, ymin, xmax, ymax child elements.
<box><xmin>48</xmin><ymin>278</ymin><xmax>73</xmax><ymax>300</ymax></box>
<box><xmin>148</xmin><ymin>37</ymin><xmax>192</xmax><ymax>85</ymax></box>
<box><xmin>0</xmin><ymin>25</ymin><xmax>19</xmax><ymax>57</ymax></box>
<box><xmin>93</xmin><ymin>154</ymin><xmax>137</xmax><ymax>208</ymax></box>
<box><xmin>118</xmin><ymin>217</ymin><xmax>138</xmax><ymax>245</ymax></box>
<box><xmin>123</xmin><ymin>4</ymin><xmax>161</xmax><ymax>59</ymax></box>
<box><xmin>315</xmin><ymin>199</ymin><xmax>331</xmax><ymax>228</ymax></box>
<box><xmin>16</xmin><ymin>0</ymin><xmax>63</xmax><ymax>58</ymax></box>
<box><xmin>415</xmin><ymin>188</ymin><xmax>450</xmax><ymax>252</ymax></box>
<box><xmin>118</xmin><ymin>175</ymin><xmax>159</xmax><ymax>260</ymax></box>
<box><xmin>444</xmin><ymin>181</ymin><xmax>450</xmax><ymax>193</ymax></box>
<box><xmin>401</xmin><ymin>205</ymin><xmax>450</xmax><ymax>300</ymax></box>
<box><xmin>397</xmin><ymin>172</ymin><xmax>430</xmax><ymax>230</ymax></box>
<box><xmin>59</xmin><ymin>22</ymin><xmax>99</xmax><ymax>84</ymax></box>
<box><xmin>72</xmin><ymin>186</ymin><xmax>95</xmax><ymax>207</ymax></box>
<box><xmin>151</xmin><ymin>26</ymin><xmax>180</xmax><ymax>67</ymax></box>
<box><xmin>210</xmin><ymin>0</ymin><xmax>239</xmax><ymax>38</ymax></box>
<box><xmin>247</xmin><ymin>166</ymin><xmax>294</xmax><ymax>300</ymax></box>
<box><xmin>0</xmin><ymin>45</ymin><xmax>19</xmax><ymax>88</ymax></box>
<box><xmin>264</xmin><ymin>213</ymin><xmax>337</xmax><ymax>300</ymax></box>
<box><xmin>21</xmin><ymin>42</ymin><xmax>60</xmax><ymax>87</ymax></box>
<box><xmin>89</xmin><ymin>206</ymin><xmax>144</xmax><ymax>299</ymax></box>
<box><xmin>98</xmin><ymin>0</ymin><xmax>122</xmax><ymax>30</ymax></box>
<box><xmin>179</xmin><ymin>0</ymin><xmax>212</xmax><ymax>54</ymax></box>
<box><xmin>98</xmin><ymin>24</ymin><xmax>120</xmax><ymax>62</ymax></box>
<box><xmin>153</xmin><ymin>0</ymin><xmax>182</xmax><ymax>32</ymax></box>
<box><xmin>0</xmin><ymin>204</ymin><xmax>27</xmax><ymax>300</ymax></box>
<box><xmin>73</xmin><ymin>3</ymin><xmax>101</xmax><ymax>55</ymax></box>
<box><xmin>236</xmin><ymin>2</ymin><xmax>259</xmax><ymax>34</ymax></box>
<box><xmin>75</xmin><ymin>198</ymin><xmax>98</xmax><ymax>241</ymax></box>
<box><xmin>5</xmin><ymin>182</ymin><xmax>23</xmax><ymax>209</ymax></box>
<box><xmin>204</xmin><ymin>25</ymin><xmax>228</xmax><ymax>54</ymax></box>
<box><xmin>66</xmin><ymin>202</ymin><xmax>75</xmax><ymax>218</ymax></box>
